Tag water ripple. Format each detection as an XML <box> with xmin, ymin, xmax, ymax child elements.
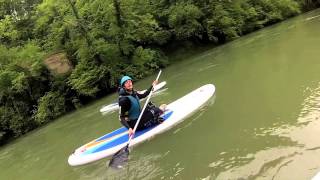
<box><xmin>213</xmin><ymin>82</ymin><xmax>320</xmax><ymax>179</ymax></box>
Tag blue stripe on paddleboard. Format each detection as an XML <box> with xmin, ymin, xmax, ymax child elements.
<box><xmin>95</xmin><ymin>127</ymin><xmax>128</xmax><ymax>142</ymax></box>
<box><xmin>162</xmin><ymin>110</ymin><xmax>173</xmax><ymax>120</ymax></box>
<box><xmin>131</xmin><ymin>111</ymin><xmax>174</xmax><ymax>139</ymax></box>
<box><xmin>84</xmin><ymin>110</ymin><xmax>174</xmax><ymax>155</ymax></box>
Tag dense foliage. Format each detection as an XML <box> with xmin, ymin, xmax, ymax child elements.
<box><xmin>0</xmin><ymin>0</ymin><xmax>318</xmax><ymax>144</ymax></box>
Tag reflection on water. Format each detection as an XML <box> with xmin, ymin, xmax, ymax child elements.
<box><xmin>305</xmin><ymin>15</ymin><xmax>320</xmax><ymax>21</ymax></box>
<box><xmin>215</xmin><ymin>83</ymin><xmax>320</xmax><ymax>179</ymax></box>
<box><xmin>197</xmin><ymin>64</ymin><xmax>219</xmax><ymax>73</ymax></box>
<box><xmin>74</xmin><ymin>153</ymin><xmax>164</xmax><ymax>180</ymax></box>
<box><xmin>106</xmin><ymin>154</ymin><xmax>163</xmax><ymax>180</ymax></box>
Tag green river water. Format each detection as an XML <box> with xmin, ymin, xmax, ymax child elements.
<box><xmin>1</xmin><ymin>9</ymin><xmax>320</xmax><ymax>180</ymax></box>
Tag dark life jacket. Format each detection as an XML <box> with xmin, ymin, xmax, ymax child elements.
<box><xmin>118</xmin><ymin>88</ymin><xmax>141</xmax><ymax>120</ymax></box>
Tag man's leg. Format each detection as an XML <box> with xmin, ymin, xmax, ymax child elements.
<box><xmin>136</xmin><ymin>109</ymin><xmax>154</xmax><ymax>130</ymax></box>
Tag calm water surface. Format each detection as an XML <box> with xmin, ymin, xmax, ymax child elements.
<box><xmin>1</xmin><ymin>9</ymin><xmax>320</xmax><ymax>180</ymax></box>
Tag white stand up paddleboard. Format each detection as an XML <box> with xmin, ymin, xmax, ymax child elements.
<box><xmin>69</xmin><ymin>84</ymin><xmax>215</xmax><ymax>166</ymax></box>
<box><xmin>313</xmin><ymin>172</ymin><xmax>320</xmax><ymax>180</ymax></box>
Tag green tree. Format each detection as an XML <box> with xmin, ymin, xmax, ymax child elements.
<box><xmin>68</xmin><ymin>61</ymin><xmax>107</xmax><ymax>96</ymax></box>
<box><xmin>0</xmin><ymin>0</ymin><xmax>41</xmax><ymax>46</ymax></box>
<box><xmin>168</xmin><ymin>2</ymin><xmax>203</xmax><ymax>40</ymax></box>
<box><xmin>35</xmin><ymin>91</ymin><xmax>66</xmax><ymax>124</ymax></box>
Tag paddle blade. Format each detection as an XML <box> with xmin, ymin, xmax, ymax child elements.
<box><xmin>108</xmin><ymin>144</ymin><xmax>130</xmax><ymax>169</ymax></box>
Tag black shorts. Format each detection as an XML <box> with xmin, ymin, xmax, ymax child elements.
<box><xmin>128</xmin><ymin>105</ymin><xmax>162</xmax><ymax>130</ymax></box>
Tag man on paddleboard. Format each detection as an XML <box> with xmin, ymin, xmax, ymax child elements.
<box><xmin>118</xmin><ymin>76</ymin><xmax>166</xmax><ymax>137</ymax></box>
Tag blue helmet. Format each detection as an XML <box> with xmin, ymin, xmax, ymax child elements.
<box><xmin>120</xmin><ymin>76</ymin><xmax>132</xmax><ymax>86</ymax></box>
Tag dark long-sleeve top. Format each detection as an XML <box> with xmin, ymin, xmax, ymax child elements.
<box><xmin>118</xmin><ymin>86</ymin><xmax>153</xmax><ymax>129</ymax></box>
